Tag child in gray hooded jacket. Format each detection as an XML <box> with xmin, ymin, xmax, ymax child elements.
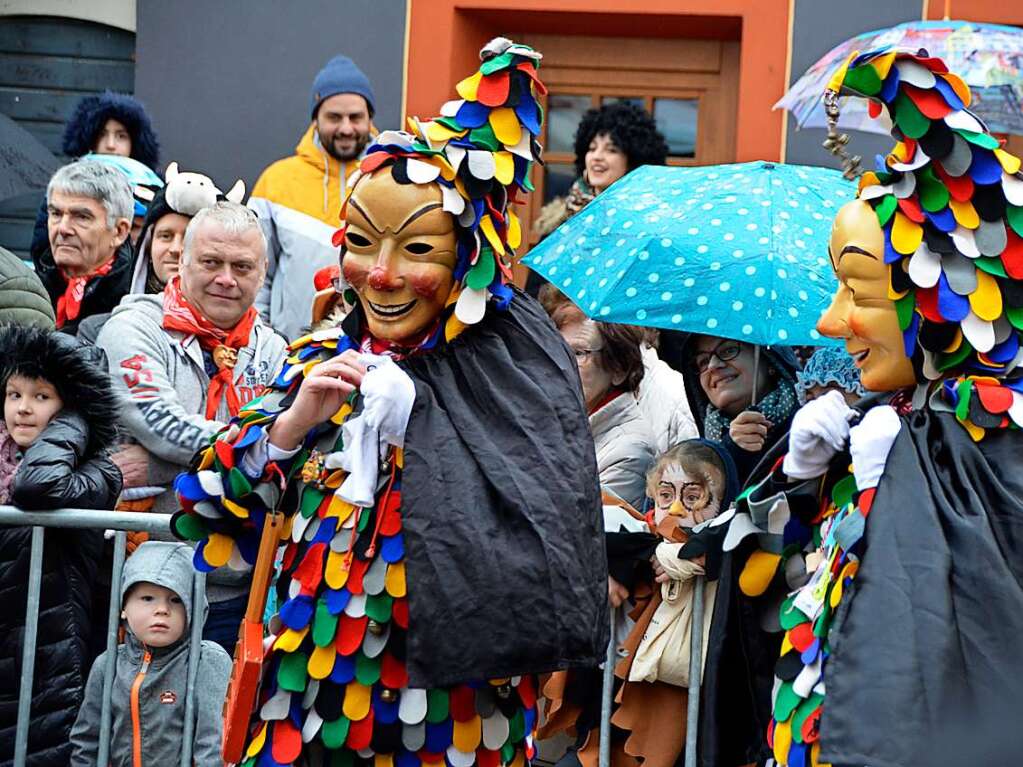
<box><xmin>69</xmin><ymin>542</ymin><xmax>232</xmax><ymax>766</ymax></box>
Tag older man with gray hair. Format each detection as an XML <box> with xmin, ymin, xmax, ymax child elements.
<box><xmin>97</xmin><ymin>201</ymin><xmax>288</xmax><ymax>650</ymax></box>
<box><xmin>35</xmin><ymin>159</ymin><xmax>134</xmax><ymax>332</ymax></box>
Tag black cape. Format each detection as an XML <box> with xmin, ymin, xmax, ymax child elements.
<box><xmin>821</xmin><ymin>410</ymin><xmax>1023</xmax><ymax>766</ymax></box>
<box><xmin>398</xmin><ymin>288</ymin><xmax>609</xmax><ymax>687</ymax></box>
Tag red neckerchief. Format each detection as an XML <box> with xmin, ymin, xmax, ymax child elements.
<box><xmin>161</xmin><ymin>276</ymin><xmax>258</xmax><ymax>419</ymax></box>
<box><xmin>56</xmin><ymin>259</ymin><xmax>114</xmax><ymax>328</ymax></box>
<box><xmin>588</xmin><ymin>388</ymin><xmax>627</xmax><ymax>416</ymax></box>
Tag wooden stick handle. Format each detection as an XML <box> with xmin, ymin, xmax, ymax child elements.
<box><xmin>244</xmin><ymin>511</ymin><xmax>283</xmax><ymax>623</ymax></box>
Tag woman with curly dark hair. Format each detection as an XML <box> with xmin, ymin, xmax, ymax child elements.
<box><xmin>534</xmin><ymin>102</ymin><xmax>668</xmax><ymax>238</ymax></box>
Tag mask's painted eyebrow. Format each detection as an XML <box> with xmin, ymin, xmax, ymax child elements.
<box><xmin>839</xmin><ymin>245</ymin><xmax>878</xmax><ymax>261</ymax></box>
<box><xmin>348</xmin><ymin>199</ymin><xmax>382</xmax><ymax>234</ymax></box>
<box><xmin>348</xmin><ymin>200</ymin><xmax>443</xmax><ymax>236</ymax></box>
<box><xmin>396</xmin><ymin>202</ymin><xmax>443</xmax><ymax>234</ymax></box>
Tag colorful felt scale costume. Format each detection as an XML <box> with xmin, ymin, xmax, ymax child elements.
<box><xmin>722</xmin><ymin>48</ymin><xmax>1023</xmax><ymax>767</ymax></box>
<box><xmin>172</xmin><ymin>39</ymin><xmax>608</xmax><ymax>767</ymax></box>
<box><xmin>827</xmin><ymin>48</ymin><xmax>1023</xmax><ymax>437</ymax></box>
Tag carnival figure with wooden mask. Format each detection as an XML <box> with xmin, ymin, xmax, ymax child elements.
<box><xmin>172</xmin><ymin>39</ymin><xmax>609</xmax><ymax>767</ymax></box>
<box><xmin>714</xmin><ymin>48</ymin><xmax>1023</xmax><ymax>767</ymax></box>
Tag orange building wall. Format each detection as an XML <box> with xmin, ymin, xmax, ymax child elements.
<box><xmin>403</xmin><ymin>0</ymin><xmax>792</xmax><ymax>163</ymax></box>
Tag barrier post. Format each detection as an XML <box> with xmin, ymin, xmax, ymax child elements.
<box><xmin>598</xmin><ymin>607</ymin><xmax>618</xmax><ymax>767</ymax></box>
<box><xmin>98</xmin><ymin>531</ymin><xmax>128</xmax><ymax>767</ymax></box>
<box><xmin>684</xmin><ymin>577</ymin><xmax>706</xmax><ymax>767</ymax></box>
<box><xmin>180</xmin><ymin>569</ymin><xmax>206</xmax><ymax>767</ymax></box>
<box><xmin>13</xmin><ymin>526</ymin><xmax>45</xmax><ymax>767</ymax></box>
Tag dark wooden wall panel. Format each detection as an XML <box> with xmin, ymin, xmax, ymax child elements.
<box><xmin>0</xmin><ymin>15</ymin><xmax>135</xmax><ymax>260</ymax></box>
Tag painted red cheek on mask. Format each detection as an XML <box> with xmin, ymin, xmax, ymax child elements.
<box><xmin>848</xmin><ymin>312</ymin><xmax>874</xmax><ymax>342</ymax></box>
<box><xmin>409</xmin><ymin>272</ymin><xmax>446</xmax><ymax>299</ymax></box>
<box><xmin>342</xmin><ymin>259</ymin><xmax>368</xmax><ymax>289</ymax></box>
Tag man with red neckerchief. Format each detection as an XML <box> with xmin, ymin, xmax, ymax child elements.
<box><xmin>36</xmin><ymin>160</ymin><xmax>134</xmax><ymax>334</ymax></box>
<box><xmin>97</xmin><ymin>201</ymin><xmax>288</xmax><ymax>652</ymax></box>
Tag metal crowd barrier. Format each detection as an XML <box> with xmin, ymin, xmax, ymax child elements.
<box><xmin>0</xmin><ymin>506</ymin><xmax>206</xmax><ymax>767</ymax></box>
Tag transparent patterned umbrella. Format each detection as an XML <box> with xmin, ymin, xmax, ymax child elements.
<box><xmin>778</xmin><ymin>20</ymin><xmax>1023</xmax><ymax>135</ymax></box>
<box><xmin>525</xmin><ymin>162</ymin><xmax>855</xmax><ymax>346</ymax></box>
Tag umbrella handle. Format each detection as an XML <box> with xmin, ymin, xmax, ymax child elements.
<box><xmin>750</xmin><ymin>346</ymin><xmax>760</xmax><ymax>407</ymax></box>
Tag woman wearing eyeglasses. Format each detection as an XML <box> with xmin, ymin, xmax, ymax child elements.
<box><xmin>540</xmin><ymin>286</ymin><xmax>655</xmax><ymax>513</ymax></box>
<box><xmin>679</xmin><ymin>334</ymin><xmax>801</xmax><ymax>483</ymax></box>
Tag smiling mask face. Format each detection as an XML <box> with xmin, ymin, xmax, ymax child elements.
<box><xmin>341</xmin><ymin>172</ymin><xmax>457</xmax><ymax>345</ymax></box>
<box><xmin>817</xmin><ymin>200</ymin><xmax>917</xmax><ymax>392</ymax></box>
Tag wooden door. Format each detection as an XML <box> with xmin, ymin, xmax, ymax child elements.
<box><xmin>514</xmin><ymin>32</ymin><xmax>741</xmax><ymax>262</ymax></box>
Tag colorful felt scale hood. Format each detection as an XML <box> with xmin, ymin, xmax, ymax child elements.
<box><xmin>333</xmin><ymin>38</ymin><xmax>545</xmax><ymax>339</ymax></box>
<box><xmin>827</xmin><ymin>48</ymin><xmax>1023</xmax><ymax>438</ymax></box>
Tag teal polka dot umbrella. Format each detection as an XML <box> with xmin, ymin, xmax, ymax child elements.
<box><xmin>526</xmin><ymin>162</ymin><xmax>855</xmax><ymax>346</ymax></box>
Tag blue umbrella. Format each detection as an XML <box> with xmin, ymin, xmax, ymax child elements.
<box><xmin>525</xmin><ymin>162</ymin><xmax>855</xmax><ymax>346</ymax></box>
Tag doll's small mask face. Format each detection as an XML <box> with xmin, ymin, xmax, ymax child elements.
<box><xmin>342</xmin><ymin>172</ymin><xmax>457</xmax><ymax>346</ymax></box>
<box><xmin>817</xmin><ymin>201</ymin><xmax>916</xmax><ymax>392</ymax></box>
<box><xmin>653</xmin><ymin>463</ymin><xmax>722</xmax><ymax>529</ymax></box>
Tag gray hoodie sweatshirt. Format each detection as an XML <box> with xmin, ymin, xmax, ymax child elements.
<box><xmin>97</xmin><ymin>294</ymin><xmax>288</xmax><ymax>601</ymax></box>
<box><xmin>96</xmin><ymin>293</ymin><xmax>288</xmax><ymax>510</ymax></box>
<box><xmin>69</xmin><ymin>542</ymin><xmax>232</xmax><ymax>767</ymax></box>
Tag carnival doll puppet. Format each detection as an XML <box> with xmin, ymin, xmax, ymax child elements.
<box><xmin>172</xmin><ymin>39</ymin><xmax>608</xmax><ymax>767</ymax></box>
<box><xmin>613</xmin><ymin>442</ymin><xmax>738</xmax><ymax>767</ymax></box>
<box><xmin>721</xmin><ymin>48</ymin><xmax>1023</xmax><ymax>767</ymax></box>
<box><xmin>541</xmin><ymin>441</ymin><xmax>739</xmax><ymax>767</ymax></box>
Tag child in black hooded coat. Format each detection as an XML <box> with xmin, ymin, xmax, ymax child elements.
<box><xmin>0</xmin><ymin>323</ymin><xmax>122</xmax><ymax>767</ymax></box>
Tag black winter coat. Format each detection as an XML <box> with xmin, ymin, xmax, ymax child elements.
<box><xmin>32</xmin><ymin>240</ymin><xmax>133</xmax><ymax>336</ymax></box>
<box><xmin>0</xmin><ymin>328</ymin><xmax>122</xmax><ymax>767</ymax></box>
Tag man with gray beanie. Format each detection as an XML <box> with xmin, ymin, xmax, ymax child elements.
<box><xmin>249</xmin><ymin>54</ymin><xmax>377</xmax><ymax>341</ymax></box>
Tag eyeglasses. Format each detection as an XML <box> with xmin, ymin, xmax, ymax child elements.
<box><xmin>573</xmin><ymin>347</ymin><xmax>602</xmax><ymax>361</ymax></box>
<box><xmin>693</xmin><ymin>342</ymin><xmax>742</xmax><ymax>373</ymax></box>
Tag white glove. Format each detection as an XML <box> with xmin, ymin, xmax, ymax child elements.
<box><xmin>358</xmin><ymin>354</ymin><xmax>416</xmax><ymax>449</ymax></box>
<box><xmin>782</xmin><ymin>390</ymin><xmax>854</xmax><ymax>480</ymax></box>
<box><xmin>328</xmin><ymin>354</ymin><xmax>415</xmax><ymax>506</ymax></box>
<box><xmin>849</xmin><ymin>405</ymin><xmax>902</xmax><ymax>490</ymax></box>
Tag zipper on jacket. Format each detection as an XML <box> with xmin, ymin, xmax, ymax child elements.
<box><xmin>131</xmin><ymin>649</ymin><xmax>152</xmax><ymax>767</ymax></box>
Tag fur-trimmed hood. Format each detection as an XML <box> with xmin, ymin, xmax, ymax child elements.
<box><xmin>0</xmin><ymin>324</ymin><xmax>119</xmax><ymax>457</ymax></box>
<box><xmin>62</xmin><ymin>91</ymin><xmax>160</xmax><ymax>171</ymax></box>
